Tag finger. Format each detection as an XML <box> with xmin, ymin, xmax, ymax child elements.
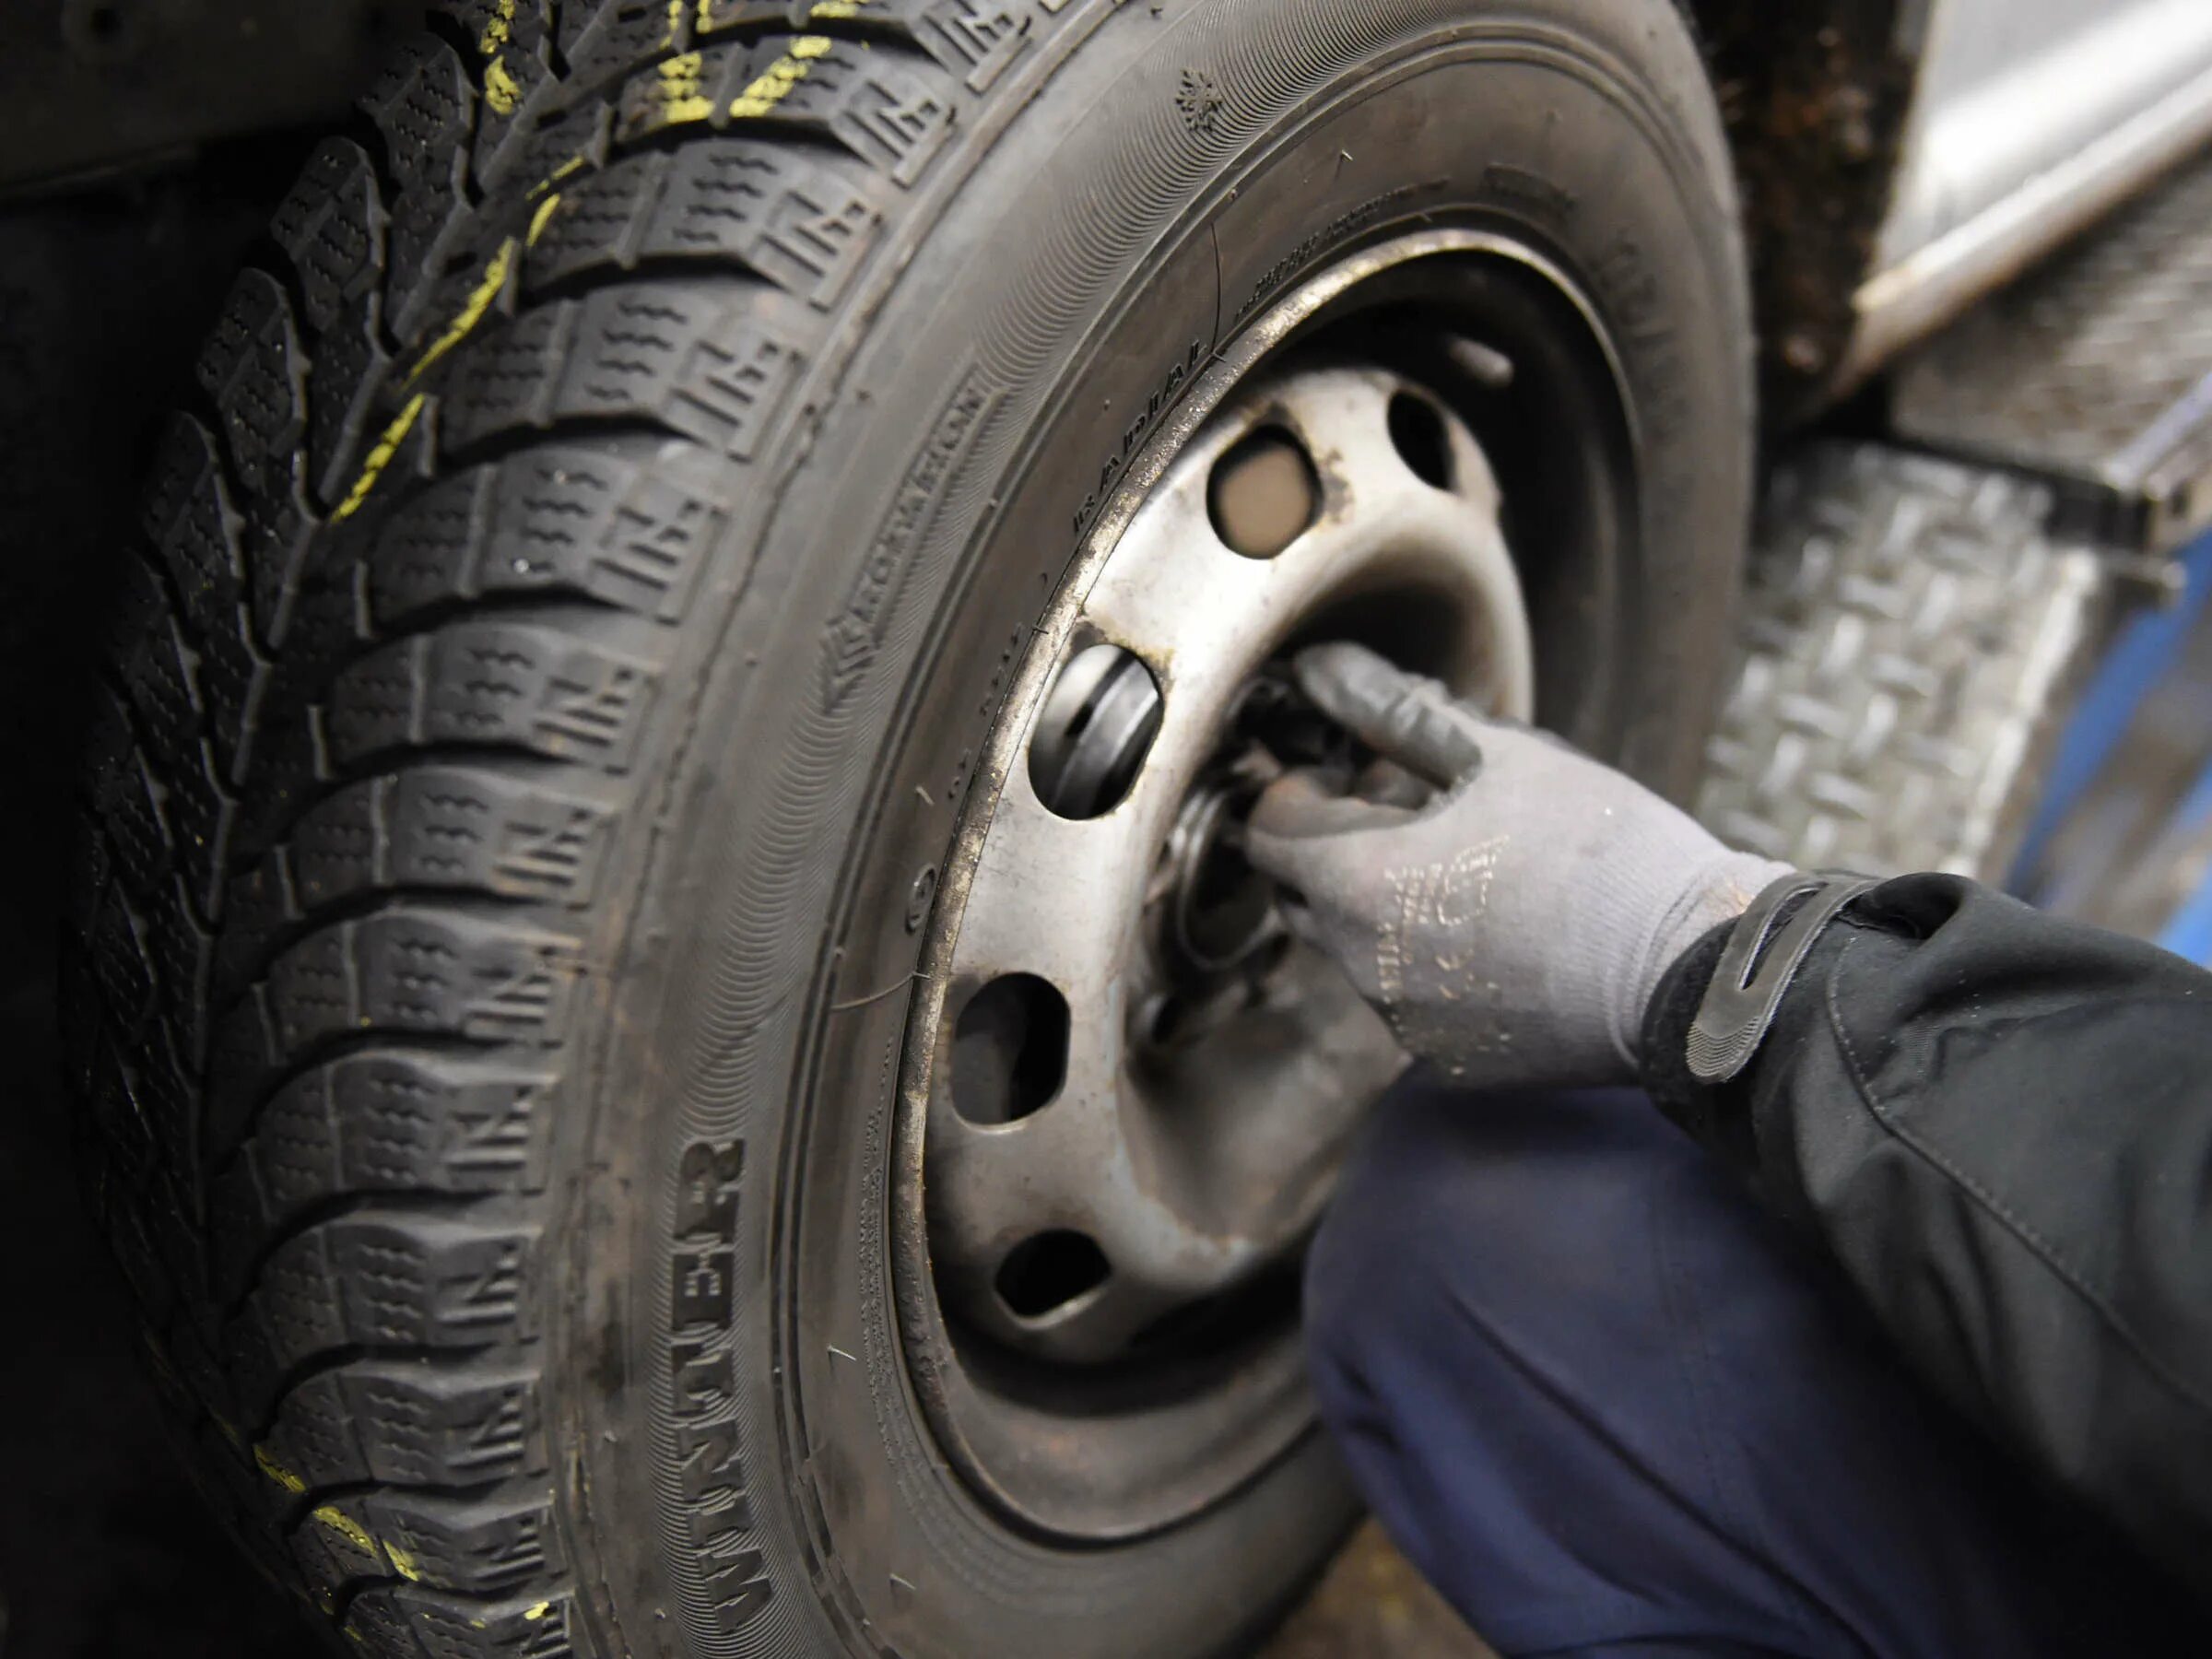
<box><xmin>1292</xmin><ymin>642</ymin><xmax>1485</xmax><ymax>787</ymax></box>
<box><xmin>1246</xmin><ymin>771</ymin><xmax>1417</xmax><ymax>844</ymax></box>
<box><xmin>1352</xmin><ymin>756</ymin><xmax>1433</xmax><ymax>810</ymax></box>
<box><xmin>1269</xmin><ymin>887</ymin><xmax>1327</xmax><ymax>953</ymax></box>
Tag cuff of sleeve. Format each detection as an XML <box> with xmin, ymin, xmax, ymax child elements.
<box><xmin>1639</xmin><ymin>917</ymin><xmax>1762</xmax><ymax>1172</ymax></box>
<box><xmin>1639</xmin><ymin>876</ymin><xmax>1928</xmax><ymax>1173</ymax></box>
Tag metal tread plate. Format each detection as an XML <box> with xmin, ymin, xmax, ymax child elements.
<box><xmin>1697</xmin><ymin>444</ymin><xmax>2108</xmax><ymax>881</ymax></box>
<box><xmin>1892</xmin><ymin>142</ymin><xmax>2212</xmax><ymax>553</ymax></box>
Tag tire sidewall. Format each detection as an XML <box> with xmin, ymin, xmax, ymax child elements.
<box><xmin>567</xmin><ymin>2</ymin><xmax>1749</xmax><ymax>1654</ymax></box>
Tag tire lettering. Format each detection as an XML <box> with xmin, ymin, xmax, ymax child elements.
<box><xmin>1230</xmin><ymin>182</ymin><xmax>1438</xmax><ymax>326</ymax></box>
<box><xmin>665</xmin><ymin>1136</ymin><xmax>773</xmax><ymax>1629</ymax></box>
<box><xmin>1072</xmin><ymin>337</ymin><xmax>1206</xmax><ymax>535</ymax></box>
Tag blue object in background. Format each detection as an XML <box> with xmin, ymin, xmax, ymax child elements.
<box><xmin>2154</xmin><ymin>758</ymin><xmax>2212</xmax><ymax>962</ymax></box>
<box><xmin>2011</xmin><ymin>531</ymin><xmax>2212</xmax><ymax>964</ymax></box>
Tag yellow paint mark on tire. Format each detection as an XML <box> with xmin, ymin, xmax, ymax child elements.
<box><xmin>730</xmin><ymin>37</ymin><xmax>833</xmax><ymax>118</ymax></box>
<box><xmin>479</xmin><ymin>0</ymin><xmax>516</xmax><ymax>55</ymax></box>
<box><xmin>527</xmin><ymin>192</ymin><xmax>564</xmax><ymax>247</ymax></box>
<box><xmin>385</xmin><ymin>1544</ymin><xmax>423</xmax><ymax>1582</ymax></box>
<box><xmin>666</xmin><ymin>0</ymin><xmax>688</xmax><ymax>45</ymax></box>
<box><xmin>254</xmin><ymin>1445</ymin><xmax>308</xmax><ymax>1494</ymax></box>
<box><xmin>531</xmin><ymin>151</ymin><xmax>589</xmax><ymax>197</ymax></box>
<box><xmin>312</xmin><ymin>1505</ymin><xmax>380</xmax><ymax>1558</ymax></box>
<box><xmin>407</xmin><ymin>238</ymin><xmax>517</xmax><ymax>385</ymax></box>
<box><xmin>658</xmin><ymin>52</ymin><xmax>713</xmax><ymax>124</ymax></box>
<box><xmin>485</xmin><ymin>54</ymin><xmax>522</xmax><ymax>115</ymax></box>
<box><xmin>332</xmin><ymin>393</ymin><xmax>428</xmax><ymax>524</ymax></box>
<box><xmin>524</xmin><ymin>1601</ymin><xmax>553</xmax><ymax>1621</ymax></box>
<box><xmin>810</xmin><ymin>0</ymin><xmax>867</xmax><ymax>16</ymax></box>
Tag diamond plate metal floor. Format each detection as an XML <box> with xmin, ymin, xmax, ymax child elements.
<box><xmin>1697</xmin><ymin>444</ymin><xmax>2110</xmax><ymax>880</ymax></box>
<box><xmin>1893</xmin><ymin>142</ymin><xmax>2212</xmax><ymax>553</ymax></box>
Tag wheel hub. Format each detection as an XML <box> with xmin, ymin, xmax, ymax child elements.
<box><xmin>922</xmin><ymin>362</ymin><xmax>1535</xmax><ymax>1368</ymax></box>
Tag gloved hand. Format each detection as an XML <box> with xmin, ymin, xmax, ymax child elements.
<box><xmin>1246</xmin><ymin>643</ymin><xmax>1794</xmax><ymax>1087</ymax></box>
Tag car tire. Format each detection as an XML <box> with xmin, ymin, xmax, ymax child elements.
<box><xmin>70</xmin><ymin>1</ymin><xmax>1752</xmax><ymax>1653</ymax></box>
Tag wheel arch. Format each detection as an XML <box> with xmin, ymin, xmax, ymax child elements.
<box><xmin>1682</xmin><ymin>0</ymin><xmax>1923</xmax><ymax>428</ymax></box>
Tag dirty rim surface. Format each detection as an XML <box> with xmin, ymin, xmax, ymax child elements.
<box><xmin>894</xmin><ymin>230</ymin><xmax>1628</xmax><ymax>1541</ymax></box>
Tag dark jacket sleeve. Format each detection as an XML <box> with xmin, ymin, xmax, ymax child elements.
<box><xmin>1641</xmin><ymin>873</ymin><xmax>2212</xmax><ymax>1587</ymax></box>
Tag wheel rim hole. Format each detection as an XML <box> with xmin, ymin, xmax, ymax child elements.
<box><xmin>1207</xmin><ymin>426</ymin><xmax>1320</xmax><ymax>558</ymax></box>
<box><xmin>996</xmin><ymin>1231</ymin><xmax>1110</xmax><ymax>1320</ymax></box>
<box><xmin>1386</xmin><ymin>391</ymin><xmax>1455</xmax><ymax>490</ymax></box>
<box><xmin>1029</xmin><ymin>644</ymin><xmax>1163</xmax><ymax>818</ymax></box>
<box><xmin>952</xmin><ymin>974</ymin><xmax>1069</xmax><ymax>1125</ymax></box>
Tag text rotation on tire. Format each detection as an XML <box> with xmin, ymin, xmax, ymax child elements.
<box><xmin>69</xmin><ymin>3</ymin><xmax>1748</xmax><ymax>1656</ymax></box>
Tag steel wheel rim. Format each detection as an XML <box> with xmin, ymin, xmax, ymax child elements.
<box><xmin>892</xmin><ymin>229</ymin><xmax>1633</xmax><ymax>1540</ymax></box>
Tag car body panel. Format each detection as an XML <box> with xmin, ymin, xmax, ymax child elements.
<box><xmin>1846</xmin><ymin>0</ymin><xmax>2212</xmax><ymax>381</ymax></box>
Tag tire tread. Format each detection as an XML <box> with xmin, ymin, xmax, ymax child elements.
<box><xmin>69</xmin><ymin>1</ymin><xmax>996</xmax><ymax>1646</ymax></box>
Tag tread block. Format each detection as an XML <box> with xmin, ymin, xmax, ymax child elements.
<box><xmin>212</xmin><ymin>1053</ymin><xmax>558</xmax><ymax>1289</ymax></box>
<box><xmin>112</xmin><ymin>582</ymin><xmax>202</xmax><ymax>771</ymax></box>
<box><xmin>142</xmin><ymin>415</ymin><xmax>269</xmax><ymax>778</ymax></box>
<box><xmin>85</xmin><ymin>688</ymin><xmax>174</xmax><ymax>900</ymax></box>
<box><xmin>452</xmin><ymin>0</ymin><xmax>550</xmax><ymax>53</ymax></box>
<box><xmin>220</xmin><ymin>766</ymin><xmax>615</xmax><ymax>1000</ymax></box>
<box><xmin>695</xmin><ymin>0</ymin><xmax>793</xmax><ymax>34</ymax></box>
<box><xmin>263</xmin><ymin>1360</ymin><xmax>547</xmax><ymax>1489</ymax></box>
<box><xmin>293</xmin><ymin>1494</ymin><xmax>398</xmax><ymax>1594</ymax></box>
<box><xmin>327</xmin><ymin>767</ymin><xmax>615</xmax><ymax>906</ymax></box>
<box><xmin>141</xmin><ymin>872</ymin><xmax>214</xmax><ymax>1050</ymax></box>
<box><xmin>310</xmin><ymin>296</ymin><xmax>398</xmax><ymax>511</ymax></box>
<box><xmin>290</xmin><ymin>1484</ymin><xmax>568</xmax><ymax>1601</ymax></box>
<box><xmin>560</xmin><ymin>0</ymin><xmax>691</xmax><ymax>97</ymax></box>
<box><xmin>616</xmin><ymin>36</ymin><xmax>957</xmax><ymax>189</ymax></box>
<box><xmin>143</xmin><ymin>415</ymin><xmax>247</xmax><ymax>620</ymax></box>
<box><xmin>130</xmin><ymin>1014</ymin><xmax>200</xmax><ymax>1173</ymax></box>
<box><xmin>231</xmin><ymin>1213</ymin><xmax>541</xmax><ymax>1402</ymax></box>
<box><xmin>253</xmin><ymin>911</ymin><xmax>583</xmax><ymax>1059</ymax></box>
<box><xmin>897</xmin><ymin>0</ymin><xmax>1041</xmax><ymax>93</ymax></box>
<box><xmin>524</xmin><ymin>143</ymin><xmax>884</xmax><ymax>307</ymax></box>
<box><xmin>198</xmin><ymin>270</ymin><xmax>312</xmax><ymax>500</ymax></box>
<box><xmin>327</xmin><ymin>624</ymin><xmax>662</xmax><ymax>772</ymax></box>
<box><xmin>364</xmin><ymin>37</ymin><xmax>480</xmax><ymax>333</ymax></box>
<box><xmin>378</xmin><ymin>447</ymin><xmax>734</xmax><ymax>622</ymax></box>
<box><xmin>369</xmin><ymin>1488</ymin><xmax>566</xmax><ymax>1594</ymax></box>
<box><xmin>697</xmin><ymin>0</ymin><xmax>1044</xmax><ymax>94</ymax></box>
<box><xmin>440</xmin><ymin>285</ymin><xmax>805</xmax><ymax>467</ymax></box>
<box><xmin>241</xmin><ymin>477</ymin><xmax>324</xmax><ymax>653</ymax></box>
<box><xmin>272</xmin><ymin>137</ymin><xmax>391</xmax><ymax>335</ymax></box>
<box><xmin>367</xmin><ymin>37</ymin><xmax>481</xmax><ymax>193</ymax></box>
<box><xmin>87</xmin><ymin>1043</ymin><xmax>161</xmax><ymax>1194</ymax></box>
<box><xmin>208</xmin><ymin>912</ymin><xmax>581</xmax><ymax>1151</ymax></box>
<box><xmin>89</xmin><ymin>888</ymin><xmax>157</xmax><ymax>1041</ymax></box>
<box><xmin>347</xmin><ymin>1583</ymin><xmax>577</xmax><ymax>1658</ymax></box>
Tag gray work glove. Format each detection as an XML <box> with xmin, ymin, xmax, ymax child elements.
<box><xmin>1247</xmin><ymin>643</ymin><xmax>1794</xmax><ymax>1088</ymax></box>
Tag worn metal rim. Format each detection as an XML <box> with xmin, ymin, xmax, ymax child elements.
<box><xmin>892</xmin><ymin>229</ymin><xmax>1621</xmax><ymax>1541</ymax></box>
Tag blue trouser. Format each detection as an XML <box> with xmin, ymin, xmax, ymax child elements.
<box><xmin>1303</xmin><ymin>1077</ymin><xmax>2198</xmax><ymax>1658</ymax></box>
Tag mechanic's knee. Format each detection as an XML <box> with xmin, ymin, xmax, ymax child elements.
<box><xmin>1302</xmin><ymin>1077</ymin><xmax>1468</xmax><ymax>1393</ymax></box>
